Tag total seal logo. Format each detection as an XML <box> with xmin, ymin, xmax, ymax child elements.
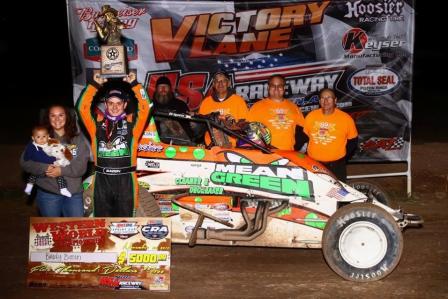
<box><xmin>141</xmin><ymin>223</ymin><xmax>169</xmax><ymax>240</ymax></box>
<box><xmin>348</xmin><ymin>67</ymin><xmax>400</xmax><ymax>96</ymax></box>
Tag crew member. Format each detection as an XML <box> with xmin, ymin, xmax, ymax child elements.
<box><xmin>248</xmin><ymin>74</ymin><xmax>305</xmax><ymax>150</ymax></box>
<box><xmin>300</xmin><ymin>88</ymin><xmax>358</xmax><ymax>182</ymax></box>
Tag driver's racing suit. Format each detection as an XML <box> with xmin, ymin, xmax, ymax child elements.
<box><xmin>77</xmin><ymin>82</ymin><xmax>151</xmax><ymax>216</ymax></box>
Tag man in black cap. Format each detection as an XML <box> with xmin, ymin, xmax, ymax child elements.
<box><xmin>152</xmin><ymin>76</ymin><xmax>194</xmax><ymax>144</ymax></box>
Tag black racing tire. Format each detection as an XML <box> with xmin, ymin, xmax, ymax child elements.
<box><xmin>322</xmin><ymin>203</ymin><xmax>403</xmax><ymax>282</ymax></box>
<box><xmin>136</xmin><ymin>187</ymin><xmax>162</xmax><ymax>217</ymax></box>
<box><xmin>349</xmin><ymin>180</ymin><xmax>391</xmax><ymax>206</ymax></box>
<box><xmin>83</xmin><ymin>184</ymin><xmax>94</xmax><ymax>217</ymax></box>
<box><xmin>82</xmin><ymin>183</ymin><xmax>161</xmax><ymax>217</ymax></box>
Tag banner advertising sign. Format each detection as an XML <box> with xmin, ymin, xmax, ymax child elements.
<box><xmin>67</xmin><ymin>0</ymin><xmax>414</xmax><ymax>162</ymax></box>
<box><xmin>28</xmin><ymin>217</ymin><xmax>171</xmax><ymax>291</ymax></box>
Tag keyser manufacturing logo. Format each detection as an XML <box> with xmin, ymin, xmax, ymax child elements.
<box><xmin>342</xmin><ymin>28</ymin><xmax>405</xmax><ymax>58</ymax></box>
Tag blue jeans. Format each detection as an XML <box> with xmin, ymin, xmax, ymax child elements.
<box><xmin>36</xmin><ymin>189</ymin><xmax>83</xmax><ymax>217</ymax></box>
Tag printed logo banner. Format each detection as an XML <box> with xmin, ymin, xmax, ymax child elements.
<box><xmin>28</xmin><ymin>217</ymin><xmax>171</xmax><ymax>291</ymax></box>
<box><xmin>67</xmin><ymin>0</ymin><xmax>414</xmax><ymax>162</ymax></box>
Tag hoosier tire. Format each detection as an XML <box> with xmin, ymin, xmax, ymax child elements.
<box><xmin>322</xmin><ymin>203</ymin><xmax>403</xmax><ymax>282</ymax></box>
<box><xmin>349</xmin><ymin>180</ymin><xmax>391</xmax><ymax>206</ymax></box>
<box><xmin>82</xmin><ymin>183</ymin><xmax>161</xmax><ymax>217</ymax></box>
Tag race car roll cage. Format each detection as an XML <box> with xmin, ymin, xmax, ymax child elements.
<box><xmin>153</xmin><ymin>110</ymin><xmax>272</xmax><ymax>153</ymax></box>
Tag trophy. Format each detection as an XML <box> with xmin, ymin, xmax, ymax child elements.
<box><xmin>94</xmin><ymin>5</ymin><xmax>128</xmax><ymax>78</ymax></box>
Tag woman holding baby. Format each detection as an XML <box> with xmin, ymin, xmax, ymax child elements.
<box><xmin>20</xmin><ymin>105</ymin><xmax>90</xmax><ymax>217</ymax></box>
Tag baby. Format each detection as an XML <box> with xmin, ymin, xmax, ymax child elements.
<box><xmin>23</xmin><ymin>125</ymin><xmax>72</xmax><ymax>197</ymax></box>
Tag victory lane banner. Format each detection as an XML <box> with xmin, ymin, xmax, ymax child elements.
<box><xmin>27</xmin><ymin>217</ymin><xmax>171</xmax><ymax>291</ymax></box>
<box><xmin>67</xmin><ymin>0</ymin><xmax>414</xmax><ymax>163</ymax></box>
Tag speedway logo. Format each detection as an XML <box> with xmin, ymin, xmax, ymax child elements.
<box><xmin>109</xmin><ymin>221</ymin><xmax>139</xmax><ymax>239</ymax></box>
<box><xmin>83</xmin><ymin>37</ymin><xmax>138</xmax><ymax>62</ymax></box>
<box><xmin>145</xmin><ymin>63</ymin><xmax>347</xmax><ymax>110</ymax></box>
<box><xmin>342</xmin><ymin>28</ymin><xmax>405</xmax><ymax>57</ymax></box>
<box><xmin>344</xmin><ymin>0</ymin><xmax>405</xmax><ymax>23</ymax></box>
<box><xmin>210</xmin><ymin>163</ymin><xmax>313</xmax><ymax>199</ymax></box>
<box><xmin>233</xmin><ymin>61</ymin><xmax>348</xmax><ymax>101</ymax></box>
<box><xmin>150</xmin><ymin>1</ymin><xmax>330</xmax><ymax>62</ymax></box>
<box><xmin>348</xmin><ymin>67</ymin><xmax>400</xmax><ymax>96</ymax></box>
<box><xmin>75</xmin><ymin>6</ymin><xmax>147</xmax><ymax>31</ymax></box>
<box><xmin>235</xmin><ymin>71</ymin><xmax>343</xmax><ymax>102</ymax></box>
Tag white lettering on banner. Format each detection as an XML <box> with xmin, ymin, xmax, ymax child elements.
<box><xmin>344</xmin><ymin>0</ymin><xmax>404</xmax><ymax>18</ymax></box>
<box><xmin>236</xmin><ymin>73</ymin><xmax>340</xmax><ymax>100</ymax></box>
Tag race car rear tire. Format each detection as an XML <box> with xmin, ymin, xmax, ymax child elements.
<box><xmin>82</xmin><ymin>183</ymin><xmax>161</xmax><ymax>217</ymax></box>
<box><xmin>349</xmin><ymin>180</ymin><xmax>391</xmax><ymax>206</ymax></box>
<box><xmin>322</xmin><ymin>203</ymin><xmax>403</xmax><ymax>282</ymax></box>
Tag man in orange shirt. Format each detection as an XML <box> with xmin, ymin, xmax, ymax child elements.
<box><xmin>299</xmin><ymin>88</ymin><xmax>358</xmax><ymax>182</ymax></box>
<box><xmin>248</xmin><ymin>74</ymin><xmax>305</xmax><ymax>150</ymax></box>
<box><xmin>199</xmin><ymin>71</ymin><xmax>248</xmax><ymax>147</ymax></box>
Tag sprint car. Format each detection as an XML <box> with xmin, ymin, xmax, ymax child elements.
<box><xmin>83</xmin><ymin>111</ymin><xmax>422</xmax><ymax>281</ymax></box>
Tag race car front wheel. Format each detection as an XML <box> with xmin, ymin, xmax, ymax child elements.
<box><xmin>322</xmin><ymin>203</ymin><xmax>403</xmax><ymax>281</ymax></box>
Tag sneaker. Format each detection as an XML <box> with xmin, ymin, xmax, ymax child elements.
<box><xmin>24</xmin><ymin>183</ymin><xmax>33</xmax><ymax>195</ymax></box>
<box><xmin>60</xmin><ymin>188</ymin><xmax>72</xmax><ymax>198</ymax></box>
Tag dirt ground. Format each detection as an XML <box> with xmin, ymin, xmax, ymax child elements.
<box><xmin>1</xmin><ymin>142</ymin><xmax>447</xmax><ymax>299</ymax></box>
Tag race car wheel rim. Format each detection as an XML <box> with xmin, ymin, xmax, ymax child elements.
<box><xmin>339</xmin><ymin>221</ymin><xmax>388</xmax><ymax>269</ymax></box>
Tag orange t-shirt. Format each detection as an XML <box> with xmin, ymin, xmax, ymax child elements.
<box><xmin>198</xmin><ymin>94</ymin><xmax>248</xmax><ymax>120</ymax></box>
<box><xmin>304</xmin><ymin>108</ymin><xmax>358</xmax><ymax>162</ymax></box>
<box><xmin>248</xmin><ymin>98</ymin><xmax>305</xmax><ymax>150</ymax></box>
<box><xmin>198</xmin><ymin>94</ymin><xmax>248</xmax><ymax>146</ymax></box>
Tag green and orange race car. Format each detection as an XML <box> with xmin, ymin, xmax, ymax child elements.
<box><xmin>83</xmin><ymin>111</ymin><xmax>422</xmax><ymax>282</ymax></box>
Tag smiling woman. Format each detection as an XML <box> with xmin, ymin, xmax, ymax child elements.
<box><xmin>20</xmin><ymin>105</ymin><xmax>90</xmax><ymax>217</ymax></box>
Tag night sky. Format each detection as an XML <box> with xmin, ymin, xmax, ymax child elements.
<box><xmin>0</xmin><ymin>1</ymin><xmax>445</xmax><ymax>144</ymax></box>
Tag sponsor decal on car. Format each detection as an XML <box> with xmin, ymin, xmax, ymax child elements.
<box><xmin>138</xmin><ymin>142</ymin><xmax>164</xmax><ymax>153</ymax></box>
<box><xmin>210</xmin><ymin>163</ymin><xmax>313</xmax><ymax>199</ymax></box>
